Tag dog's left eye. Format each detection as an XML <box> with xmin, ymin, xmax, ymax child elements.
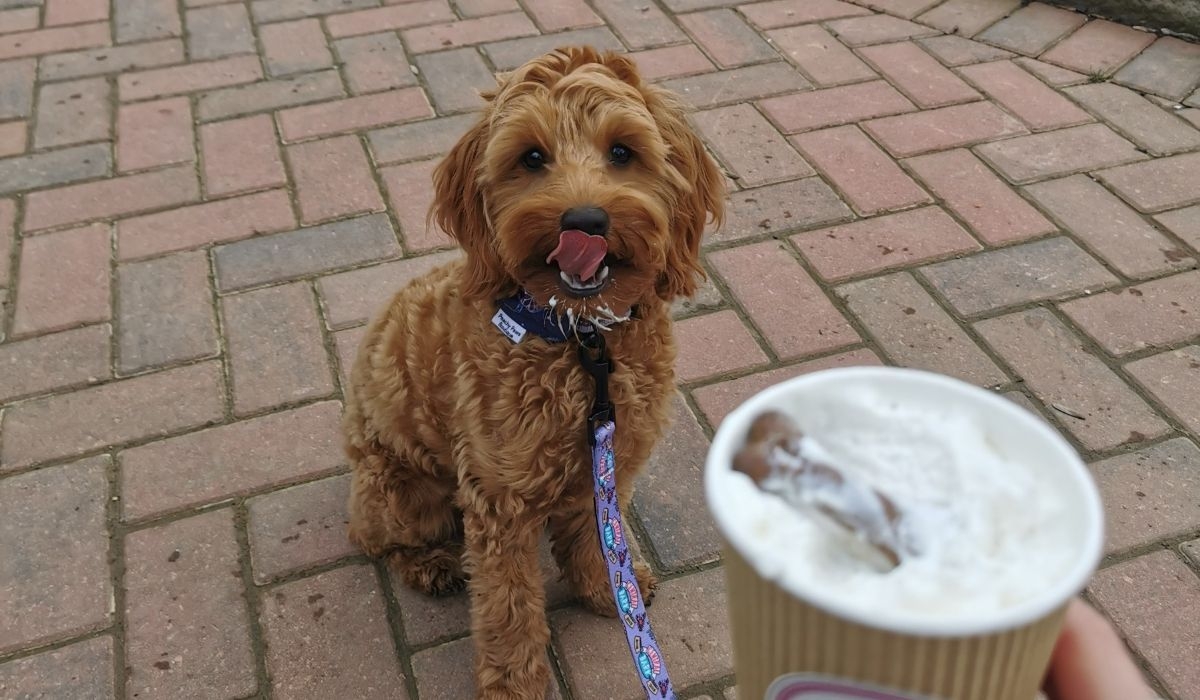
<box><xmin>521</xmin><ymin>149</ymin><xmax>547</xmax><ymax>171</ymax></box>
<box><xmin>609</xmin><ymin>143</ymin><xmax>633</xmax><ymax>166</ymax></box>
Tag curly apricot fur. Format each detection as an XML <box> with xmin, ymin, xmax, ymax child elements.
<box><xmin>343</xmin><ymin>46</ymin><xmax>723</xmax><ymax>699</ymax></box>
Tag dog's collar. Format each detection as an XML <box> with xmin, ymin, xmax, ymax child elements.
<box><xmin>492</xmin><ymin>290</ymin><xmax>585</xmax><ymax>343</ymax></box>
<box><xmin>491</xmin><ymin>290</ymin><xmax>638</xmax><ymax>344</ymax></box>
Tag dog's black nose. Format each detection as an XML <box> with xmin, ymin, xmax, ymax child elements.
<box><xmin>561</xmin><ymin>207</ymin><xmax>609</xmax><ymax>237</ymax></box>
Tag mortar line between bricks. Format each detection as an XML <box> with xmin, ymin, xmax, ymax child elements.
<box><xmin>1102</xmin><ymin>349</ymin><xmax>1200</xmax><ymax>440</ymax></box>
<box><xmin>357</xmin><ymin>128</ymin><xmax>412</xmax><ymax>254</ymax></box>
<box><xmin>177</xmin><ymin>0</ymin><xmax>193</xmax><ymax>63</ymax></box>
<box><xmin>625</xmin><ymin>495</ymin><xmax>669</xmax><ymax>576</ymax></box>
<box><xmin>0</xmin><ymin>619</ymin><xmax>120</xmax><ymax>665</ymax></box>
<box><xmin>676</xmin><ymin>11</ymin><xmax>785</xmax><ymax>73</ymax></box>
<box><xmin>319</xmin><ymin>11</ymin><xmax>388</xmax><ymax>98</ymax></box>
<box><xmin>898</xmin><ymin>266</ymin><xmax>1018</xmax><ymax>386</ymax></box>
<box><xmin>186</xmin><ymin>90</ymin><xmax>213</xmax><ymax>202</ymax></box>
<box><xmin>700</xmin><ymin>209</ymin><xmax>874</xmax><ymax>257</ymax></box>
<box><xmin>786</xmin><ymin>227</ymin><xmax>981</xmax><ymax>287</ymax></box>
<box><xmin>237</xmin><ymin>0</ymin><xmax>270</xmax><ymax>84</ymax></box>
<box><xmin>394</xmin><ymin>552</ymin><xmax>725</xmax><ymax>647</ymax></box>
<box><xmin>1</xmin><ymin>194</ymin><xmax>29</xmax><ymax>341</ymax></box>
<box><xmin>676</xmin><ymin>675</ymin><xmax>737</xmax><ymax>700</ymax></box>
<box><xmin>546</xmin><ymin>630</ymin><xmax>576</xmax><ymax>700</ymax></box>
<box><xmin>232</xmin><ymin>500</ymin><xmax>275</xmax><ymax>700</ymax></box>
<box><xmin>1081</xmin><ymin>589</ymin><xmax>1178</xmax><ymax>700</ymax></box>
<box><xmin>669</xmin><ymin>298</ymin><xmax>729</xmax><ymax>324</ymax></box>
<box><xmin>913</xmin><ymin>274</ymin><xmax>1128</xmax><ymax>327</ymax></box>
<box><xmin>271</xmin><ymin>107</ymin><xmax>314</xmax><ymax>227</ymax></box>
<box><xmin>212</xmin><ymin>248</ymin><xmax>407</xmax><ymax>296</ymax></box>
<box><xmin>1041</xmin><ymin>301</ymin><xmax>1199</xmax><ymax>440</ymax></box>
<box><xmin>679</xmin><ymin>679</ymin><xmax>727</xmax><ymax>700</ymax></box>
<box><xmin>0</xmin><ymin>332</ymin><xmax>116</xmax><ymax>403</ymax></box>
<box><xmin>894</xmin><ymin>154</ymin><xmax>1049</xmax><ymax>255</ymax></box>
<box><xmin>1085</xmin><ymin>163</ymin><xmax>1200</xmax><ymax>259</ymax></box>
<box><xmin>694</xmin><ymin>252</ymin><xmax>781</xmax><ymax>365</ymax></box>
<box><xmin>856</xmin><ymin>48</ymin><xmax>986</xmax><ymax>113</ymax></box>
<box><xmin>1126</xmin><ymin>373</ymin><xmax>1200</xmax><ymax>441</ymax></box>
<box><xmin>105</xmin><ymin>220</ymin><xmax>122</xmax><ymax>379</ymax></box>
<box><xmin>13</xmin><ymin>237</ymin><xmax>433</xmax><ymax>345</ymax></box>
<box><xmin>777</xmin><ymin>233</ymin><xmax>894</xmax><ymax>360</ymax></box>
<box><xmin>105</xmin><ymin>448</ymin><xmax>129</xmax><ymax>700</ymax></box>
<box><xmin>547</xmin><ymin>626</ymin><xmax>579</xmax><ymax>700</ymax></box>
<box><xmin>0</xmin><ymin>335</ymin><xmax>232</xmax><ymax>411</ymax></box>
<box><xmin>1015</xmin><ymin>171</ymin><xmax>1195</xmax><ymax>287</ymax></box>
<box><xmin>645</xmin><ymin>0</ymin><xmax>709</xmax><ymax>54</ymax></box>
<box><xmin>248</xmin><ymin>3</ymin><xmax>271</xmax><ymax>81</ymax></box>
<box><xmin>18</xmin><ymin>175</ymin><xmax>280</xmax><ymax>245</ymax></box>
<box><xmin>307</xmin><ymin>278</ymin><xmax>346</xmax><ymax>399</ymax></box>
<box><xmin>0</xmin><ymin>391</ymin><xmax>342</xmax><ymax>481</ymax></box>
<box><xmin>510</xmin><ymin>0</ymin><xmax>548</xmax><ymax>35</ymax></box>
<box><xmin>679</xmin><ymin>389</ymin><xmax>717</xmax><ymax>443</ymax></box>
<box><xmin>911</xmin><ymin>137</ymin><xmax>1078</xmax><ymax>247</ymax></box>
<box><xmin>370</xmin><ymin>558</ymin><xmax>423</xmax><ymax>700</ymax></box>
<box><xmin>390</xmin><ymin>21</ymin><xmax>440</xmax><ymax>133</ymax></box>
<box><xmin>3</xmin><ymin>153</ymin><xmax>188</xmax><ymax>218</ymax></box>
<box><xmin>676</xmin><ymin>338</ymin><xmax>872</xmax><ymax>395</ymax></box>
<box><xmin>975</xmin><ymin>19</ymin><xmax>1072</xmax><ymax>64</ymax></box>
<box><xmin>899</xmin><ymin>0</ymin><xmax>1010</xmax><ymax>42</ymax></box>
<box><xmin>911</xmin><ymin>31</ymin><xmax>1002</xmax><ymax>76</ymax></box>
<box><xmin>121</xmin><ymin>464</ymin><xmax>353</xmax><ymax>532</ymax></box>
<box><xmin>1062</xmin><ymin>88</ymin><xmax>1200</xmax><ymax>159</ymax></box>
<box><xmin>677</xmin><ymin>60</ymin><xmax>810</xmax><ymax>111</ymax></box>
<box><xmin>1102</xmin><ymin>527</ymin><xmax>1200</xmax><ymax>570</ymax></box>
<box><xmin>804</xmin><ymin>130</ymin><xmax>946</xmax><ymax>227</ymax></box>
<box><xmin>254</xmin><ymin>551</ymin><xmax>373</xmax><ymax>589</ymax></box>
<box><xmin>936</xmin><ymin>296</ymin><xmax>1150</xmax><ymax>461</ymax></box>
<box><xmin>758</xmin><ymin>38</ymin><xmax>826</xmax><ymax>89</ymax></box>
<box><xmin>324</xmin><ymin>26</ymin><xmax>354</xmax><ymax>97</ymax></box>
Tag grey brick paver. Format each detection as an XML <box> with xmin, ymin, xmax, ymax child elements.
<box><xmin>2</xmin><ymin>1</ymin><xmax>1198</xmax><ymax>697</ymax></box>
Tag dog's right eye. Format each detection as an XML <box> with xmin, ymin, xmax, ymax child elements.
<box><xmin>520</xmin><ymin>149</ymin><xmax>547</xmax><ymax>171</ymax></box>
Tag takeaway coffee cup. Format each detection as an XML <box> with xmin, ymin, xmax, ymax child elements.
<box><xmin>705</xmin><ymin>367</ymin><xmax>1104</xmax><ymax>700</ymax></box>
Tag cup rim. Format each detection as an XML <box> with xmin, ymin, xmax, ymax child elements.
<box><xmin>705</xmin><ymin>366</ymin><xmax>1105</xmax><ymax>637</ymax></box>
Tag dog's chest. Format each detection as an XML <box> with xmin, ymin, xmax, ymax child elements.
<box><xmin>456</xmin><ymin>339</ymin><xmax>673</xmax><ymax>504</ymax></box>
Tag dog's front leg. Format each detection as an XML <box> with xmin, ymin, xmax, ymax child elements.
<box><xmin>549</xmin><ymin>494</ymin><xmax>659</xmax><ymax>618</ymax></box>
<box><xmin>463</xmin><ymin>501</ymin><xmax>551</xmax><ymax>700</ymax></box>
<box><xmin>549</xmin><ymin>500</ymin><xmax>615</xmax><ymax>617</ymax></box>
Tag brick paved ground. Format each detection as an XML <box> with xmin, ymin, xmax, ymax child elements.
<box><xmin>0</xmin><ymin>0</ymin><xmax>1198</xmax><ymax>698</ymax></box>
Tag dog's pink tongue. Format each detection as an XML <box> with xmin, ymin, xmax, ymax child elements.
<box><xmin>546</xmin><ymin>229</ymin><xmax>607</xmax><ymax>281</ymax></box>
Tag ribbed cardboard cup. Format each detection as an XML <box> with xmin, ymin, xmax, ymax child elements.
<box><xmin>705</xmin><ymin>368</ymin><xmax>1104</xmax><ymax>700</ymax></box>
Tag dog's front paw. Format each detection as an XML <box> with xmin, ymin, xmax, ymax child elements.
<box><xmin>578</xmin><ymin>562</ymin><xmax>658</xmax><ymax>616</ymax></box>
<box><xmin>579</xmin><ymin>585</ymin><xmax>620</xmax><ymax>618</ymax></box>
<box><xmin>475</xmin><ymin>657</ymin><xmax>553</xmax><ymax>700</ymax></box>
<box><xmin>388</xmin><ymin>546</ymin><xmax>466</xmax><ymax>596</ymax></box>
<box><xmin>633</xmin><ymin>561</ymin><xmax>658</xmax><ymax>608</ymax></box>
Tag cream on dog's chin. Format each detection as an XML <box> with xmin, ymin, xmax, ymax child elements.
<box><xmin>342</xmin><ymin>46</ymin><xmax>723</xmax><ymax>699</ymax></box>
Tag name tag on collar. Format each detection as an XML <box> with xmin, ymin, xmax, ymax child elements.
<box><xmin>491</xmin><ymin>308</ymin><xmax>527</xmax><ymax>344</ymax></box>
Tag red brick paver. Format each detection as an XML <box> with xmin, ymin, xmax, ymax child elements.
<box><xmin>2</xmin><ymin>1</ymin><xmax>1199</xmax><ymax>698</ymax></box>
<box><xmin>123</xmin><ymin>509</ymin><xmax>257</xmax><ymax>699</ymax></box>
<box><xmin>1089</xmin><ymin>552</ymin><xmax>1200</xmax><ymax>699</ymax></box>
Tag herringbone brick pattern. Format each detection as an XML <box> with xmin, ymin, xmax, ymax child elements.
<box><xmin>1</xmin><ymin>0</ymin><xmax>1199</xmax><ymax>698</ymax></box>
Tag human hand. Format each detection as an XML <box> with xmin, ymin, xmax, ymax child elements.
<box><xmin>1043</xmin><ymin>598</ymin><xmax>1155</xmax><ymax>700</ymax></box>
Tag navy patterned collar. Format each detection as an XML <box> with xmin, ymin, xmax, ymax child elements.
<box><xmin>492</xmin><ymin>290</ymin><xmax>590</xmax><ymax>343</ymax></box>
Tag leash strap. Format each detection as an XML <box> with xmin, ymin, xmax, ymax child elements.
<box><xmin>581</xmin><ymin>335</ymin><xmax>677</xmax><ymax>700</ymax></box>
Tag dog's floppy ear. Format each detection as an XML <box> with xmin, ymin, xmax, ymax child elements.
<box><xmin>644</xmin><ymin>86</ymin><xmax>725</xmax><ymax>301</ymax></box>
<box><xmin>430</xmin><ymin>115</ymin><xmax>509</xmax><ymax>299</ymax></box>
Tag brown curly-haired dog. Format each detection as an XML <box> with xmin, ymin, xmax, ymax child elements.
<box><xmin>342</xmin><ymin>46</ymin><xmax>724</xmax><ymax>699</ymax></box>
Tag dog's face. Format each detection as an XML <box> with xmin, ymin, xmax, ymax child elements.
<box><xmin>431</xmin><ymin>46</ymin><xmax>724</xmax><ymax>327</ymax></box>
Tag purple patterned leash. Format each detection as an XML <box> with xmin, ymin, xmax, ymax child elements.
<box><xmin>580</xmin><ymin>332</ymin><xmax>677</xmax><ymax>700</ymax></box>
<box><xmin>593</xmin><ymin>421</ymin><xmax>677</xmax><ymax>700</ymax></box>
